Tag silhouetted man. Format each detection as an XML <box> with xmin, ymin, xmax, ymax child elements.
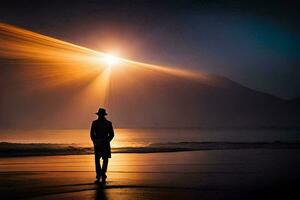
<box><xmin>90</xmin><ymin>108</ymin><xmax>114</xmax><ymax>183</ymax></box>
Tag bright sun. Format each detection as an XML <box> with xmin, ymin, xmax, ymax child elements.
<box><xmin>103</xmin><ymin>54</ymin><xmax>119</xmax><ymax>66</ymax></box>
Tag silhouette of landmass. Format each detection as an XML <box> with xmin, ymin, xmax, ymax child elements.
<box><xmin>107</xmin><ymin>67</ymin><xmax>300</xmax><ymax>129</ymax></box>
<box><xmin>0</xmin><ymin>63</ymin><xmax>299</xmax><ymax>129</ymax></box>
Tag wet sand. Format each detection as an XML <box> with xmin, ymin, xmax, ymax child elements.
<box><xmin>1</xmin><ymin>150</ymin><xmax>300</xmax><ymax>200</ymax></box>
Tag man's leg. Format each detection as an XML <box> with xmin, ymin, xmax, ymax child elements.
<box><xmin>102</xmin><ymin>158</ymin><xmax>109</xmax><ymax>181</ymax></box>
<box><xmin>95</xmin><ymin>154</ymin><xmax>102</xmax><ymax>180</ymax></box>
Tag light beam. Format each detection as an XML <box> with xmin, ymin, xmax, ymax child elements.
<box><xmin>0</xmin><ymin>22</ymin><xmax>214</xmax><ymax>118</ymax></box>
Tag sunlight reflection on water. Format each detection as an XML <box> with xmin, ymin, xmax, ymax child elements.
<box><xmin>0</xmin><ymin>129</ymin><xmax>299</xmax><ymax>149</ymax></box>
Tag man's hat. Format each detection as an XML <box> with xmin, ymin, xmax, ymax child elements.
<box><xmin>95</xmin><ymin>108</ymin><xmax>107</xmax><ymax>116</ymax></box>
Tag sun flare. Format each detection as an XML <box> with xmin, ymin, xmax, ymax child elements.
<box><xmin>103</xmin><ymin>54</ymin><xmax>120</xmax><ymax>67</ymax></box>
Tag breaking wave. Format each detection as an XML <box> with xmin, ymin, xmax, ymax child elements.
<box><xmin>0</xmin><ymin>141</ymin><xmax>300</xmax><ymax>157</ymax></box>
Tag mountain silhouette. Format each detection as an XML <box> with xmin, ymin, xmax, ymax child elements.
<box><xmin>104</xmin><ymin>65</ymin><xmax>300</xmax><ymax>129</ymax></box>
<box><xmin>0</xmin><ymin>60</ymin><xmax>299</xmax><ymax>129</ymax></box>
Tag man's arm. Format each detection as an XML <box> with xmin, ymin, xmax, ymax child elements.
<box><xmin>90</xmin><ymin>122</ymin><xmax>95</xmax><ymax>142</ymax></box>
<box><xmin>108</xmin><ymin>122</ymin><xmax>114</xmax><ymax>142</ymax></box>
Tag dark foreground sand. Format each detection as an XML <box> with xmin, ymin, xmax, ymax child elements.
<box><xmin>1</xmin><ymin>150</ymin><xmax>300</xmax><ymax>200</ymax></box>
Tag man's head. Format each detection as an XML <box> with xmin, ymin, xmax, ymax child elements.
<box><xmin>95</xmin><ymin>108</ymin><xmax>107</xmax><ymax>117</ymax></box>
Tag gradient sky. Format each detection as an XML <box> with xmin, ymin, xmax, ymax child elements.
<box><xmin>0</xmin><ymin>0</ymin><xmax>299</xmax><ymax>99</ymax></box>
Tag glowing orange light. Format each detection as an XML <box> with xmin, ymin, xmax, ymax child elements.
<box><xmin>0</xmin><ymin>22</ymin><xmax>221</xmax><ymax>127</ymax></box>
<box><xmin>103</xmin><ymin>54</ymin><xmax>120</xmax><ymax>67</ymax></box>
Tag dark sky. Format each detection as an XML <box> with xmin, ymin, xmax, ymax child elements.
<box><xmin>1</xmin><ymin>0</ymin><xmax>299</xmax><ymax>99</ymax></box>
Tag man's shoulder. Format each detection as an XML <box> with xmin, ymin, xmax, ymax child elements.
<box><xmin>92</xmin><ymin>118</ymin><xmax>112</xmax><ymax>125</ymax></box>
<box><xmin>105</xmin><ymin>119</ymin><xmax>112</xmax><ymax>124</ymax></box>
<box><xmin>93</xmin><ymin>119</ymin><xmax>111</xmax><ymax>122</ymax></box>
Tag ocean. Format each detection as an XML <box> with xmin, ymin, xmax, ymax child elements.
<box><xmin>0</xmin><ymin>129</ymin><xmax>299</xmax><ymax>156</ymax></box>
<box><xmin>1</xmin><ymin>129</ymin><xmax>300</xmax><ymax>199</ymax></box>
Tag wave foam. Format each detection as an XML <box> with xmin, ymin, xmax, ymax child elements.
<box><xmin>0</xmin><ymin>141</ymin><xmax>299</xmax><ymax>157</ymax></box>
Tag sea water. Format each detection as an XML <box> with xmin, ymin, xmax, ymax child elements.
<box><xmin>0</xmin><ymin>128</ymin><xmax>299</xmax><ymax>148</ymax></box>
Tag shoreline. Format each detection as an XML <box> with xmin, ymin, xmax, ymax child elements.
<box><xmin>1</xmin><ymin>141</ymin><xmax>300</xmax><ymax>157</ymax></box>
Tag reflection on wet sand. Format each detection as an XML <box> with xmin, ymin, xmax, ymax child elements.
<box><xmin>94</xmin><ymin>184</ymin><xmax>108</xmax><ymax>200</ymax></box>
<box><xmin>0</xmin><ymin>150</ymin><xmax>299</xmax><ymax>200</ymax></box>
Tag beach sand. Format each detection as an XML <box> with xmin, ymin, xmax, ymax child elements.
<box><xmin>1</xmin><ymin>149</ymin><xmax>299</xmax><ymax>200</ymax></box>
